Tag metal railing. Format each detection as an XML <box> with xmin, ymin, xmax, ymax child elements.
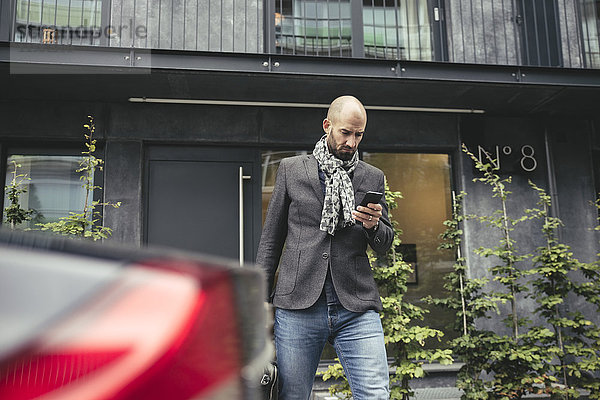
<box><xmin>580</xmin><ymin>0</ymin><xmax>600</xmax><ymax>68</ymax></box>
<box><xmin>445</xmin><ymin>0</ymin><xmax>583</xmax><ymax>67</ymax></box>
<box><xmin>271</xmin><ymin>0</ymin><xmax>600</xmax><ymax>68</ymax></box>
<box><xmin>274</xmin><ymin>0</ymin><xmax>352</xmax><ymax>56</ymax></box>
<box><xmin>1</xmin><ymin>0</ymin><xmax>599</xmax><ymax>69</ymax></box>
<box><xmin>5</xmin><ymin>0</ymin><xmax>264</xmax><ymax>51</ymax></box>
<box><xmin>273</xmin><ymin>0</ymin><xmax>442</xmax><ymax>60</ymax></box>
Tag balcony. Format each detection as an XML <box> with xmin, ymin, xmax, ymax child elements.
<box><xmin>0</xmin><ymin>0</ymin><xmax>599</xmax><ymax>69</ymax></box>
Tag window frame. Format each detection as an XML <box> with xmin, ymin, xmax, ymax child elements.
<box><xmin>0</xmin><ymin>142</ymin><xmax>106</xmax><ymax>229</ymax></box>
<box><xmin>11</xmin><ymin>0</ymin><xmax>110</xmax><ymax>45</ymax></box>
<box><xmin>270</xmin><ymin>0</ymin><xmax>449</xmax><ymax>60</ymax></box>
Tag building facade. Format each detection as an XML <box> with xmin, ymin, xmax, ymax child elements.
<box><xmin>1</xmin><ymin>0</ymin><xmax>600</xmax><ymax>392</ymax></box>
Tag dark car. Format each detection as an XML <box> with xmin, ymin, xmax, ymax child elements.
<box><xmin>0</xmin><ymin>229</ymin><xmax>270</xmax><ymax>400</ymax></box>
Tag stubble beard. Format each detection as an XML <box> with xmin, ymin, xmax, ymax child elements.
<box><xmin>327</xmin><ymin>135</ymin><xmax>355</xmax><ymax>162</ymax></box>
<box><xmin>334</xmin><ymin>148</ymin><xmax>355</xmax><ymax>161</ymax></box>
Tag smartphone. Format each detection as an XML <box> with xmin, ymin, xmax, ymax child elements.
<box><xmin>358</xmin><ymin>191</ymin><xmax>383</xmax><ymax>208</ymax></box>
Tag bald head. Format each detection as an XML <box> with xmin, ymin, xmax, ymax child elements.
<box><xmin>322</xmin><ymin>95</ymin><xmax>367</xmax><ymax>161</ymax></box>
<box><xmin>326</xmin><ymin>95</ymin><xmax>367</xmax><ymax>126</ymax></box>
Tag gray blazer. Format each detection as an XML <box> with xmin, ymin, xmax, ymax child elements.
<box><xmin>256</xmin><ymin>154</ymin><xmax>394</xmax><ymax>313</ymax></box>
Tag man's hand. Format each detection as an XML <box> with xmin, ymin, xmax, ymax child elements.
<box><xmin>352</xmin><ymin>203</ymin><xmax>382</xmax><ymax>230</ymax></box>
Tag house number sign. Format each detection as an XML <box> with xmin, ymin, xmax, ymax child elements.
<box><xmin>476</xmin><ymin>144</ymin><xmax>538</xmax><ymax>173</ymax></box>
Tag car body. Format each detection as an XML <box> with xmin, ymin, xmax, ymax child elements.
<box><xmin>0</xmin><ymin>229</ymin><xmax>270</xmax><ymax>400</ymax></box>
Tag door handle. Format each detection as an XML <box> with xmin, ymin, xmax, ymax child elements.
<box><xmin>239</xmin><ymin>167</ymin><xmax>251</xmax><ymax>266</ymax></box>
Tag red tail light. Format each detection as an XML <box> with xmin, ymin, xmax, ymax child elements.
<box><xmin>0</xmin><ymin>260</ymin><xmax>242</xmax><ymax>400</ymax></box>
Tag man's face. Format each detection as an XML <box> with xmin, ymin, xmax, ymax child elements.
<box><xmin>323</xmin><ymin>107</ymin><xmax>366</xmax><ymax>161</ymax></box>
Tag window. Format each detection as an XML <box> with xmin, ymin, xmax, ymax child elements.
<box><xmin>261</xmin><ymin>150</ymin><xmax>309</xmax><ymax>224</ymax></box>
<box><xmin>15</xmin><ymin>0</ymin><xmax>103</xmax><ymax>44</ymax></box>
<box><xmin>260</xmin><ymin>150</ymin><xmax>456</xmax><ymax>358</ymax></box>
<box><xmin>580</xmin><ymin>0</ymin><xmax>600</xmax><ymax>68</ymax></box>
<box><xmin>362</xmin><ymin>0</ymin><xmax>434</xmax><ymax>60</ymax></box>
<box><xmin>362</xmin><ymin>152</ymin><xmax>455</xmax><ymax>343</ymax></box>
<box><xmin>3</xmin><ymin>155</ymin><xmax>91</xmax><ymax>229</ymax></box>
<box><xmin>274</xmin><ymin>0</ymin><xmax>440</xmax><ymax>60</ymax></box>
<box><xmin>275</xmin><ymin>0</ymin><xmax>353</xmax><ymax>56</ymax></box>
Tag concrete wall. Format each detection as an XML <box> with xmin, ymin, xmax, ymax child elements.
<box><xmin>459</xmin><ymin>115</ymin><xmax>600</xmax><ymax>332</ymax></box>
<box><xmin>103</xmin><ymin>140</ymin><xmax>143</xmax><ymax>245</ymax></box>
<box><xmin>548</xmin><ymin>118</ymin><xmax>600</xmax><ymax>324</ymax></box>
<box><xmin>459</xmin><ymin>116</ymin><xmax>548</xmax><ymax>332</ymax></box>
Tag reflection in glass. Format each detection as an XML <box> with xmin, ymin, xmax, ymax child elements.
<box><xmin>261</xmin><ymin>150</ymin><xmax>309</xmax><ymax>224</ymax></box>
<box><xmin>4</xmin><ymin>155</ymin><xmax>89</xmax><ymax>229</ymax></box>
<box><xmin>16</xmin><ymin>0</ymin><xmax>101</xmax><ymax>26</ymax></box>
<box><xmin>275</xmin><ymin>0</ymin><xmax>352</xmax><ymax>56</ymax></box>
<box><xmin>362</xmin><ymin>0</ymin><xmax>433</xmax><ymax>60</ymax></box>
<box><xmin>363</xmin><ymin>152</ymin><xmax>455</xmax><ymax>344</ymax></box>
<box><xmin>15</xmin><ymin>0</ymin><xmax>102</xmax><ymax>44</ymax></box>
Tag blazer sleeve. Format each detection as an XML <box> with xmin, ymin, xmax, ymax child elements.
<box><xmin>365</xmin><ymin>173</ymin><xmax>394</xmax><ymax>254</ymax></box>
<box><xmin>255</xmin><ymin>158</ymin><xmax>290</xmax><ymax>301</ymax></box>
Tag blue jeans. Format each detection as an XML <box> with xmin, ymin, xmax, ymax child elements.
<box><xmin>274</xmin><ymin>294</ymin><xmax>389</xmax><ymax>400</ymax></box>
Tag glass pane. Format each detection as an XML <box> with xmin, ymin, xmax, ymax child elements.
<box><xmin>16</xmin><ymin>0</ymin><xmax>101</xmax><ymax>26</ymax></box>
<box><xmin>4</xmin><ymin>155</ymin><xmax>89</xmax><ymax>230</ymax></box>
<box><xmin>363</xmin><ymin>0</ymin><xmax>432</xmax><ymax>60</ymax></box>
<box><xmin>276</xmin><ymin>0</ymin><xmax>352</xmax><ymax>56</ymax></box>
<box><xmin>261</xmin><ymin>150</ymin><xmax>308</xmax><ymax>224</ymax></box>
<box><xmin>15</xmin><ymin>0</ymin><xmax>102</xmax><ymax>44</ymax></box>
<box><xmin>580</xmin><ymin>0</ymin><xmax>600</xmax><ymax>68</ymax></box>
<box><xmin>362</xmin><ymin>153</ymin><xmax>456</xmax><ymax>344</ymax></box>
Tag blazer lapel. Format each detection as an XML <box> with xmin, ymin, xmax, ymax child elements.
<box><xmin>304</xmin><ymin>155</ymin><xmax>324</xmax><ymax>206</ymax></box>
<box><xmin>352</xmin><ymin>161</ymin><xmax>367</xmax><ymax>192</ymax></box>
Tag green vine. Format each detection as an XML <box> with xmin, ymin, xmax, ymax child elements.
<box><xmin>36</xmin><ymin>116</ymin><xmax>120</xmax><ymax>240</ymax></box>
<box><xmin>3</xmin><ymin>160</ymin><xmax>34</xmax><ymax>229</ymax></box>
<box><xmin>462</xmin><ymin>144</ymin><xmax>553</xmax><ymax>400</ymax></box>
<box><xmin>526</xmin><ymin>181</ymin><xmax>600</xmax><ymax>399</ymax></box>
<box><xmin>321</xmin><ymin>181</ymin><xmax>453</xmax><ymax>400</ymax></box>
<box><xmin>426</xmin><ymin>190</ymin><xmax>501</xmax><ymax>400</ymax></box>
<box><xmin>431</xmin><ymin>145</ymin><xmax>600</xmax><ymax>400</ymax></box>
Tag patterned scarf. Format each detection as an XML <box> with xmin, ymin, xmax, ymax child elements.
<box><xmin>312</xmin><ymin>135</ymin><xmax>359</xmax><ymax>235</ymax></box>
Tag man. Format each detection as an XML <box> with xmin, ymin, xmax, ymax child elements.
<box><xmin>256</xmin><ymin>95</ymin><xmax>394</xmax><ymax>400</ymax></box>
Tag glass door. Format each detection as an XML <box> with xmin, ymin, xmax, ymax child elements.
<box><xmin>260</xmin><ymin>150</ymin><xmax>457</xmax><ymax>357</ymax></box>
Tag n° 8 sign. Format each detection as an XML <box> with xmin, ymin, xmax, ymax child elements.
<box><xmin>476</xmin><ymin>145</ymin><xmax>538</xmax><ymax>173</ymax></box>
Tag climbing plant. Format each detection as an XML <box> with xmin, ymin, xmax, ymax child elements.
<box><xmin>462</xmin><ymin>144</ymin><xmax>554</xmax><ymax>400</ymax></box>
<box><xmin>321</xmin><ymin>181</ymin><xmax>453</xmax><ymax>400</ymax></box>
<box><xmin>36</xmin><ymin>116</ymin><xmax>120</xmax><ymax>240</ymax></box>
<box><xmin>526</xmin><ymin>183</ymin><xmax>600</xmax><ymax>399</ymax></box>
<box><xmin>426</xmin><ymin>190</ymin><xmax>502</xmax><ymax>400</ymax></box>
<box><xmin>3</xmin><ymin>159</ymin><xmax>34</xmax><ymax>229</ymax></box>
<box><xmin>431</xmin><ymin>145</ymin><xmax>600</xmax><ymax>400</ymax></box>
